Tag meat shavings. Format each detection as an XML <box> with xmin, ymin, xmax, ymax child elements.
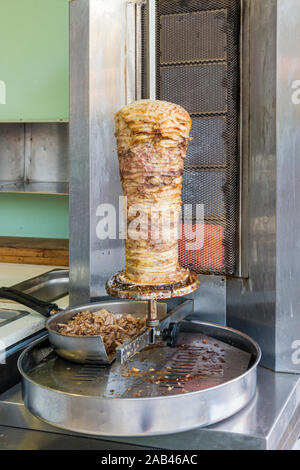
<box><xmin>114</xmin><ymin>100</ymin><xmax>192</xmax><ymax>286</ymax></box>
<box><xmin>56</xmin><ymin>309</ymin><xmax>146</xmax><ymax>357</ymax></box>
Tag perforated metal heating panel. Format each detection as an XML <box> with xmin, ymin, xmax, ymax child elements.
<box><xmin>144</xmin><ymin>0</ymin><xmax>241</xmax><ymax>275</ymax></box>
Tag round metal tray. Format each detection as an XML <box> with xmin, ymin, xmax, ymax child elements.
<box><xmin>106</xmin><ymin>270</ymin><xmax>200</xmax><ymax>300</ymax></box>
<box><xmin>18</xmin><ymin>319</ymin><xmax>261</xmax><ymax>437</ymax></box>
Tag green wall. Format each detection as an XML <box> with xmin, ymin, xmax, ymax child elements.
<box><xmin>0</xmin><ymin>194</ymin><xmax>69</xmax><ymax>239</ymax></box>
<box><xmin>0</xmin><ymin>0</ymin><xmax>69</xmax><ymax>122</ymax></box>
<box><xmin>0</xmin><ymin>1</ymin><xmax>70</xmax><ymax>239</ymax></box>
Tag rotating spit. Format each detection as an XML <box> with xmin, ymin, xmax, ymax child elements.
<box><xmin>106</xmin><ymin>271</ymin><xmax>200</xmax><ymax>363</ymax></box>
<box><xmin>106</xmin><ymin>99</ymin><xmax>200</xmax><ymax>360</ymax></box>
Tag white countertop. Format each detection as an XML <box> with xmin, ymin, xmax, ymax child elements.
<box><xmin>0</xmin><ymin>263</ymin><xmax>58</xmax><ymax>287</ymax></box>
<box><xmin>0</xmin><ymin>263</ymin><xmax>69</xmax><ymax>350</ymax></box>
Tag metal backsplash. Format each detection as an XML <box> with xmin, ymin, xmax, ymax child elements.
<box><xmin>0</xmin><ymin>123</ymin><xmax>69</xmax><ymax>194</ymax></box>
<box><xmin>227</xmin><ymin>0</ymin><xmax>300</xmax><ymax>373</ymax></box>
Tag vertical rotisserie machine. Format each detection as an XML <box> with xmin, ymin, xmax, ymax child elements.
<box><xmin>69</xmin><ymin>0</ymin><xmax>300</xmax><ymax>375</ymax></box>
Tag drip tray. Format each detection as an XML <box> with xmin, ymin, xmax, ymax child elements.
<box><xmin>18</xmin><ymin>321</ymin><xmax>261</xmax><ymax>437</ymax></box>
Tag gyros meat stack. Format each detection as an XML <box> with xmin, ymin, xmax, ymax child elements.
<box><xmin>115</xmin><ymin>99</ymin><xmax>192</xmax><ymax>286</ymax></box>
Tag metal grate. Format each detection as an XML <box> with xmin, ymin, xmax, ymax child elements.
<box><xmin>160</xmin><ymin>63</ymin><xmax>228</xmax><ymax>114</ymax></box>
<box><xmin>160</xmin><ymin>9</ymin><xmax>227</xmax><ymax>64</ymax></box>
<box><xmin>71</xmin><ymin>364</ymin><xmax>108</xmax><ymax>382</ymax></box>
<box><xmin>157</xmin><ymin>346</ymin><xmax>223</xmax><ymax>390</ymax></box>
<box><xmin>149</xmin><ymin>0</ymin><xmax>241</xmax><ymax>275</ymax></box>
<box><xmin>186</xmin><ymin>116</ymin><xmax>227</xmax><ymax>166</ymax></box>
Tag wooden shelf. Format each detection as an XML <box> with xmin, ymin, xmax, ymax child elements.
<box><xmin>0</xmin><ymin>237</ymin><xmax>69</xmax><ymax>267</ymax></box>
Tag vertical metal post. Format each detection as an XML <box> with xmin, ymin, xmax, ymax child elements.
<box><xmin>126</xmin><ymin>1</ymin><xmax>137</xmax><ymax>104</ymax></box>
<box><xmin>135</xmin><ymin>1</ymin><xmax>144</xmax><ymax>100</ymax></box>
<box><xmin>227</xmin><ymin>0</ymin><xmax>300</xmax><ymax>373</ymax></box>
<box><xmin>144</xmin><ymin>0</ymin><xmax>156</xmax><ymax>99</ymax></box>
<box><xmin>147</xmin><ymin>299</ymin><xmax>158</xmax><ymax>323</ymax></box>
<box><xmin>147</xmin><ymin>299</ymin><xmax>158</xmax><ymax>344</ymax></box>
<box><xmin>70</xmin><ymin>0</ymin><xmax>137</xmax><ymax>303</ymax></box>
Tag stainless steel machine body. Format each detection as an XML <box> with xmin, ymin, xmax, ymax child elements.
<box><xmin>69</xmin><ymin>0</ymin><xmax>300</xmax><ymax>374</ymax></box>
<box><xmin>226</xmin><ymin>0</ymin><xmax>300</xmax><ymax>373</ymax></box>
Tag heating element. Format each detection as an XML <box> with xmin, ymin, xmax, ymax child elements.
<box><xmin>143</xmin><ymin>0</ymin><xmax>241</xmax><ymax>275</ymax></box>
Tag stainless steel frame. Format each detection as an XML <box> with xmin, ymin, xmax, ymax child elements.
<box><xmin>69</xmin><ymin>0</ymin><xmax>130</xmax><ymax>304</ymax></box>
<box><xmin>144</xmin><ymin>0</ymin><xmax>156</xmax><ymax>100</ymax></box>
<box><xmin>227</xmin><ymin>0</ymin><xmax>300</xmax><ymax>373</ymax></box>
<box><xmin>238</xmin><ymin>0</ymin><xmax>249</xmax><ymax>278</ymax></box>
<box><xmin>2</xmin><ymin>366</ymin><xmax>300</xmax><ymax>449</ymax></box>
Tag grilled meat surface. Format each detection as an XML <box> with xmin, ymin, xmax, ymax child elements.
<box><xmin>115</xmin><ymin>99</ymin><xmax>192</xmax><ymax>285</ymax></box>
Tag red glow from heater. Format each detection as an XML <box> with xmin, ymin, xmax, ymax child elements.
<box><xmin>178</xmin><ymin>223</ymin><xmax>225</xmax><ymax>271</ymax></box>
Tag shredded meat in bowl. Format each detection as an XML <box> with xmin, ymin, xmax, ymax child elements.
<box><xmin>56</xmin><ymin>309</ymin><xmax>146</xmax><ymax>357</ymax></box>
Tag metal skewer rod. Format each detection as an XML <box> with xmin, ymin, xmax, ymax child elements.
<box><xmin>147</xmin><ymin>299</ymin><xmax>159</xmax><ymax>344</ymax></box>
<box><xmin>148</xmin><ymin>299</ymin><xmax>158</xmax><ymax>322</ymax></box>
